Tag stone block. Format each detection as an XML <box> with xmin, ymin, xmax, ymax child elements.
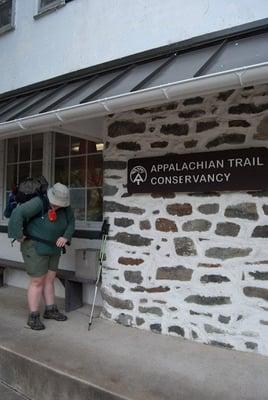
<box><xmin>196</xmin><ymin>120</ymin><xmax>219</xmax><ymax>133</ymax></box>
<box><xmin>198</xmin><ymin>203</ymin><xmax>219</xmax><ymax>215</ymax></box>
<box><xmin>118</xmin><ymin>257</ymin><xmax>144</xmax><ymax>266</ymax></box>
<box><xmin>206</xmin><ymin>133</ymin><xmax>245</xmax><ymax>148</ymax></box>
<box><xmin>124</xmin><ymin>271</ymin><xmax>143</xmax><ymax>284</ymax></box>
<box><xmin>183</xmin><ymin>96</ymin><xmax>204</xmax><ymax>105</ymax></box>
<box><xmin>174</xmin><ymin>237</ymin><xmax>197</xmax><ymax>256</ymax></box>
<box><xmin>200</xmin><ymin>274</ymin><xmax>230</xmax><ymax>284</ymax></box>
<box><xmin>139</xmin><ymin>306</ymin><xmax>163</xmax><ymax>316</ymax></box>
<box><xmin>185</xmin><ymin>295</ymin><xmax>231</xmax><ymax>305</ymax></box>
<box><xmin>116</xmin><ymin>142</ymin><xmax>141</xmax><ymax>151</ymax></box>
<box><xmin>101</xmin><ymin>289</ymin><xmax>134</xmax><ymax>310</ymax></box>
<box><xmin>205</xmin><ymin>247</ymin><xmax>252</xmax><ymax>260</ymax></box>
<box><xmin>160</xmin><ymin>123</ymin><xmax>189</xmax><ymax>136</ymax></box>
<box><xmin>224</xmin><ymin>203</ymin><xmax>258</xmax><ymax>220</ymax></box>
<box><xmin>243</xmin><ymin>286</ymin><xmax>268</xmax><ymax>301</ymax></box>
<box><xmin>215</xmin><ymin>222</ymin><xmax>240</xmax><ymax>237</ymax></box>
<box><xmin>104</xmin><ymin>201</ymin><xmax>145</xmax><ymax>214</ymax></box>
<box><xmin>114</xmin><ymin>217</ymin><xmax>134</xmax><ymax>227</ymax></box>
<box><xmin>155</xmin><ymin>218</ymin><xmax>178</xmax><ymax>232</ymax></box>
<box><xmin>167</xmin><ymin>203</ymin><xmax>192</xmax><ymax>216</ymax></box>
<box><xmin>252</xmin><ymin>225</ymin><xmax>268</xmax><ymax>238</ymax></box>
<box><xmin>156</xmin><ymin>266</ymin><xmax>193</xmax><ymax>281</ymax></box>
<box><xmin>182</xmin><ymin>219</ymin><xmax>211</xmax><ymax>232</ymax></box>
<box><xmin>108</xmin><ymin>120</ymin><xmax>146</xmax><ymax>137</ymax></box>
<box><xmin>116</xmin><ymin>313</ymin><xmax>133</xmax><ymax>327</ymax></box>
<box><xmin>168</xmin><ymin>326</ymin><xmax>185</xmax><ymax>337</ymax></box>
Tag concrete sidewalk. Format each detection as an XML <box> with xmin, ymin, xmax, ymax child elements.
<box><xmin>0</xmin><ymin>286</ymin><xmax>268</xmax><ymax>400</ymax></box>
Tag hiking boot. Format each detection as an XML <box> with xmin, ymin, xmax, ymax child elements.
<box><xmin>27</xmin><ymin>312</ymin><xmax>45</xmax><ymax>330</ymax></box>
<box><xmin>43</xmin><ymin>305</ymin><xmax>68</xmax><ymax>321</ymax></box>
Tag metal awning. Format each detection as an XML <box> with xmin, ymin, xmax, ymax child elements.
<box><xmin>1</xmin><ymin>28</ymin><xmax>268</xmax><ymax>137</ymax></box>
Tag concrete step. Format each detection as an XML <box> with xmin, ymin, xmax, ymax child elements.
<box><xmin>0</xmin><ymin>381</ymin><xmax>31</xmax><ymax>400</ymax></box>
<box><xmin>1</xmin><ymin>286</ymin><xmax>268</xmax><ymax>400</ymax></box>
<box><xmin>0</xmin><ymin>346</ymin><xmax>127</xmax><ymax>400</ymax></box>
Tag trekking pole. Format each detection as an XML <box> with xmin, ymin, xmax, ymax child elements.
<box><xmin>88</xmin><ymin>219</ymin><xmax>110</xmax><ymax>330</ymax></box>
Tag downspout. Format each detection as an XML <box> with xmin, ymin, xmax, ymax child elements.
<box><xmin>0</xmin><ymin>62</ymin><xmax>268</xmax><ymax>138</ymax></box>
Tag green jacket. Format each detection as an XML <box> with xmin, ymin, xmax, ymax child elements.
<box><xmin>8</xmin><ymin>197</ymin><xmax>75</xmax><ymax>255</ymax></box>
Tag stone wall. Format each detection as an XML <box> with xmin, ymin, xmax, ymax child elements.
<box><xmin>101</xmin><ymin>84</ymin><xmax>268</xmax><ymax>356</ymax></box>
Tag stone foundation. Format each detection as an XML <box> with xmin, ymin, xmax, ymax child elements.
<box><xmin>102</xmin><ymin>83</ymin><xmax>268</xmax><ymax>356</ymax></box>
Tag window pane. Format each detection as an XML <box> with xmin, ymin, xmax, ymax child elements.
<box><xmin>32</xmin><ymin>134</ymin><xmax>43</xmax><ymax>160</ymax></box>
<box><xmin>71</xmin><ymin>137</ymin><xmax>86</xmax><ymax>155</ymax></box>
<box><xmin>87</xmin><ymin>188</ymin><xmax>103</xmax><ymax>221</ymax></box>
<box><xmin>87</xmin><ymin>155</ymin><xmax>103</xmax><ymax>187</ymax></box>
<box><xmin>7</xmin><ymin>137</ymin><xmax>18</xmax><ymax>163</ymax></box>
<box><xmin>6</xmin><ymin>164</ymin><xmax>17</xmax><ymax>189</ymax></box>
<box><xmin>40</xmin><ymin>0</ymin><xmax>61</xmax><ymax>8</ymax></box>
<box><xmin>18</xmin><ymin>163</ymin><xmax>30</xmax><ymax>182</ymax></box>
<box><xmin>32</xmin><ymin>161</ymin><xmax>43</xmax><ymax>178</ymax></box>
<box><xmin>70</xmin><ymin>188</ymin><xmax>85</xmax><ymax>221</ymax></box>
<box><xmin>55</xmin><ymin>133</ymin><xmax>69</xmax><ymax>157</ymax></box>
<box><xmin>19</xmin><ymin>136</ymin><xmax>31</xmax><ymax>162</ymax></box>
<box><xmin>55</xmin><ymin>158</ymin><xmax>69</xmax><ymax>185</ymax></box>
<box><xmin>87</xmin><ymin>141</ymin><xmax>98</xmax><ymax>154</ymax></box>
<box><xmin>70</xmin><ymin>156</ymin><xmax>86</xmax><ymax>187</ymax></box>
<box><xmin>0</xmin><ymin>0</ymin><xmax>12</xmax><ymax>28</ymax></box>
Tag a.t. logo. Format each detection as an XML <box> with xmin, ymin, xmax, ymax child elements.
<box><xmin>130</xmin><ymin>166</ymin><xmax>147</xmax><ymax>185</ymax></box>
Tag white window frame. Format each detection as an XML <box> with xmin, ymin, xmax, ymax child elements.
<box><xmin>0</xmin><ymin>0</ymin><xmax>15</xmax><ymax>36</ymax></box>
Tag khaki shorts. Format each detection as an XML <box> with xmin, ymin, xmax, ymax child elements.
<box><xmin>21</xmin><ymin>240</ymin><xmax>61</xmax><ymax>277</ymax></box>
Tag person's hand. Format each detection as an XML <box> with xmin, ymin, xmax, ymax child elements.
<box><xmin>17</xmin><ymin>235</ymin><xmax>26</xmax><ymax>243</ymax></box>
<box><xmin>56</xmin><ymin>237</ymin><xmax>68</xmax><ymax>248</ymax></box>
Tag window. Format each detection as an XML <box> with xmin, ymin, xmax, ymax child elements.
<box><xmin>37</xmin><ymin>0</ymin><xmax>73</xmax><ymax>15</ymax></box>
<box><xmin>5</xmin><ymin>134</ymin><xmax>44</xmax><ymax>208</ymax></box>
<box><xmin>0</xmin><ymin>0</ymin><xmax>15</xmax><ymax>35</ymax></box>
<box><xmin>53</xmin><ymin>133</ymin><xmax>103</xmax><ymax>223</ymax></box>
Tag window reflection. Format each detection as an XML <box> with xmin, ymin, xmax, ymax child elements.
<box><xmin>87</xmin><ymin>188</ymin><xmax>103</xmax><ymax>221</ymax></box>
<box><xmin>19</xmin><ymin>136</ymin><xmax>31</xmax><ymax>162</ymax></box>
<box><xmin>70</xmin><ymin>188</ymin><xmax>85</xmax><ymax>221</ymax></box>
<box><xmin>55</xmin><ymin>133</ymin><xmax>69</xmax><ymax>157</ymax></box>
<box><xmin>18</xmin><ymin>163</ymin><xmax>30</xmax><ymax>182</ymax></box>
<box><xmin>54</xmin><ymin>133</ymin><xmax>103</xmax><ymax>223</ymax></box>
<box><xmin>55</xmin><ymin>158</ymin><xmax>69</xmax><ymax>185</ymax></box>
<box><xmin>87</xmin><ymin>155</ymin><xmax>103</xmax><ymax>187</ymax></box>
<box><xmin>6</xmin><ymin>164</ymin><xmax>17</xmax><ymax>189</ymax></box>
<box><xmin>7</xmin><ymin>138</ymin><xmax>18</xmax><ymax>163</ymax></box>
<box><xmin>70</xmin><ymin>156</ymin><xmax>86</xmax><ymax>187</ymax></box>
<box><xmin>71</xmin><ymin>137</ymin><xmax>86</xmax><ymax>155</ymax></box>
<box><xmin>32</xmin><ymin>134</ymin><xmax>44</xmax><ymax>160</ymax></box>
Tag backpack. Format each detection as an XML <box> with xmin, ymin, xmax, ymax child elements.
<box><xmin>4</xmin><ymin>176</ymin><xmax>49</xmax><ymax>218</ymax></box>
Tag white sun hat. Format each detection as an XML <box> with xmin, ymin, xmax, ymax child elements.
<box><xmin>47</xmin><ymin>183</ymin><xmax>70</xmax><ymax>207</ymax></box>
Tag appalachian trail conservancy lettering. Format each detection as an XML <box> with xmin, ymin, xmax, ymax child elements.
<box><xmin>127</xmin><ymin>148</ymin><xmax>268</xmax><ymax>193</ymax></box>
<box><xmin>150</xmin><ymin>156</ymin><xmax>263</xmax><ymax>185</ymax></box>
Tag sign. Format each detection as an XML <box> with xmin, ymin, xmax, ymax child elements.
<box><xmin>127</xmin><ymin>148</ymin><xmax>268</xmax><ymax>193</ymax></box>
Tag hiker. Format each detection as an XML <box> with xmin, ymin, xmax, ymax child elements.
<box><xmin>8</xmin><ymin>183</ymin><xmax>75</xmax><ymax>330</ymax></box>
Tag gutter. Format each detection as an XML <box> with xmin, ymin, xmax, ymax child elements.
<box><xmin>0</xmin><ymin>62</ymin><xmax>268</xmax><ymax>138</ymax></box>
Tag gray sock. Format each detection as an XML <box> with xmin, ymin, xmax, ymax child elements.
<box><xmin>45</xmin><ymin>304</ymin><xmax>56</xmax><ymax>311</ymax></box>
<box><xmin>30</xmin><ymin>311</ymin><xmax>39</xmax><ymax>316</ymax></box>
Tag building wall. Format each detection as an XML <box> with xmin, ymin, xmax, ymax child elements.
<box><xmin>1</xmin><ymin>0</ymin><xmax>268</xmax><ymax>94</ymax></box>
<box><xmin>102</xmin><ymin>83</ymin><xmax>268</xmax><ymax>355</ymax></box>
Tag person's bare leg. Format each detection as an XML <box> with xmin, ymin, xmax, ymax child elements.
<box><xmin>27</xmin><ymin>275</ymin><xmax>46</xmax><ymax>330</ymax></box>
<box><xmin>27</xmin><ymin>275</ymin><xmax>46</xmax><ymax>312</ymax></box>
<box><xmin>43</xmin><ymin>270</ymin><xmax>56</xmax><ymax>306</ymax></box>
<box><xmin>43</xmin><ymin>270</ymin><xmax>67</xmax><ymax>321</ymax></box>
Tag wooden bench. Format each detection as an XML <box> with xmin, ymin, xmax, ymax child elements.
<box><xmin>0</xmin><ymin>258</ymin><xmax>95</xmax><ymax>312</ymax></box>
